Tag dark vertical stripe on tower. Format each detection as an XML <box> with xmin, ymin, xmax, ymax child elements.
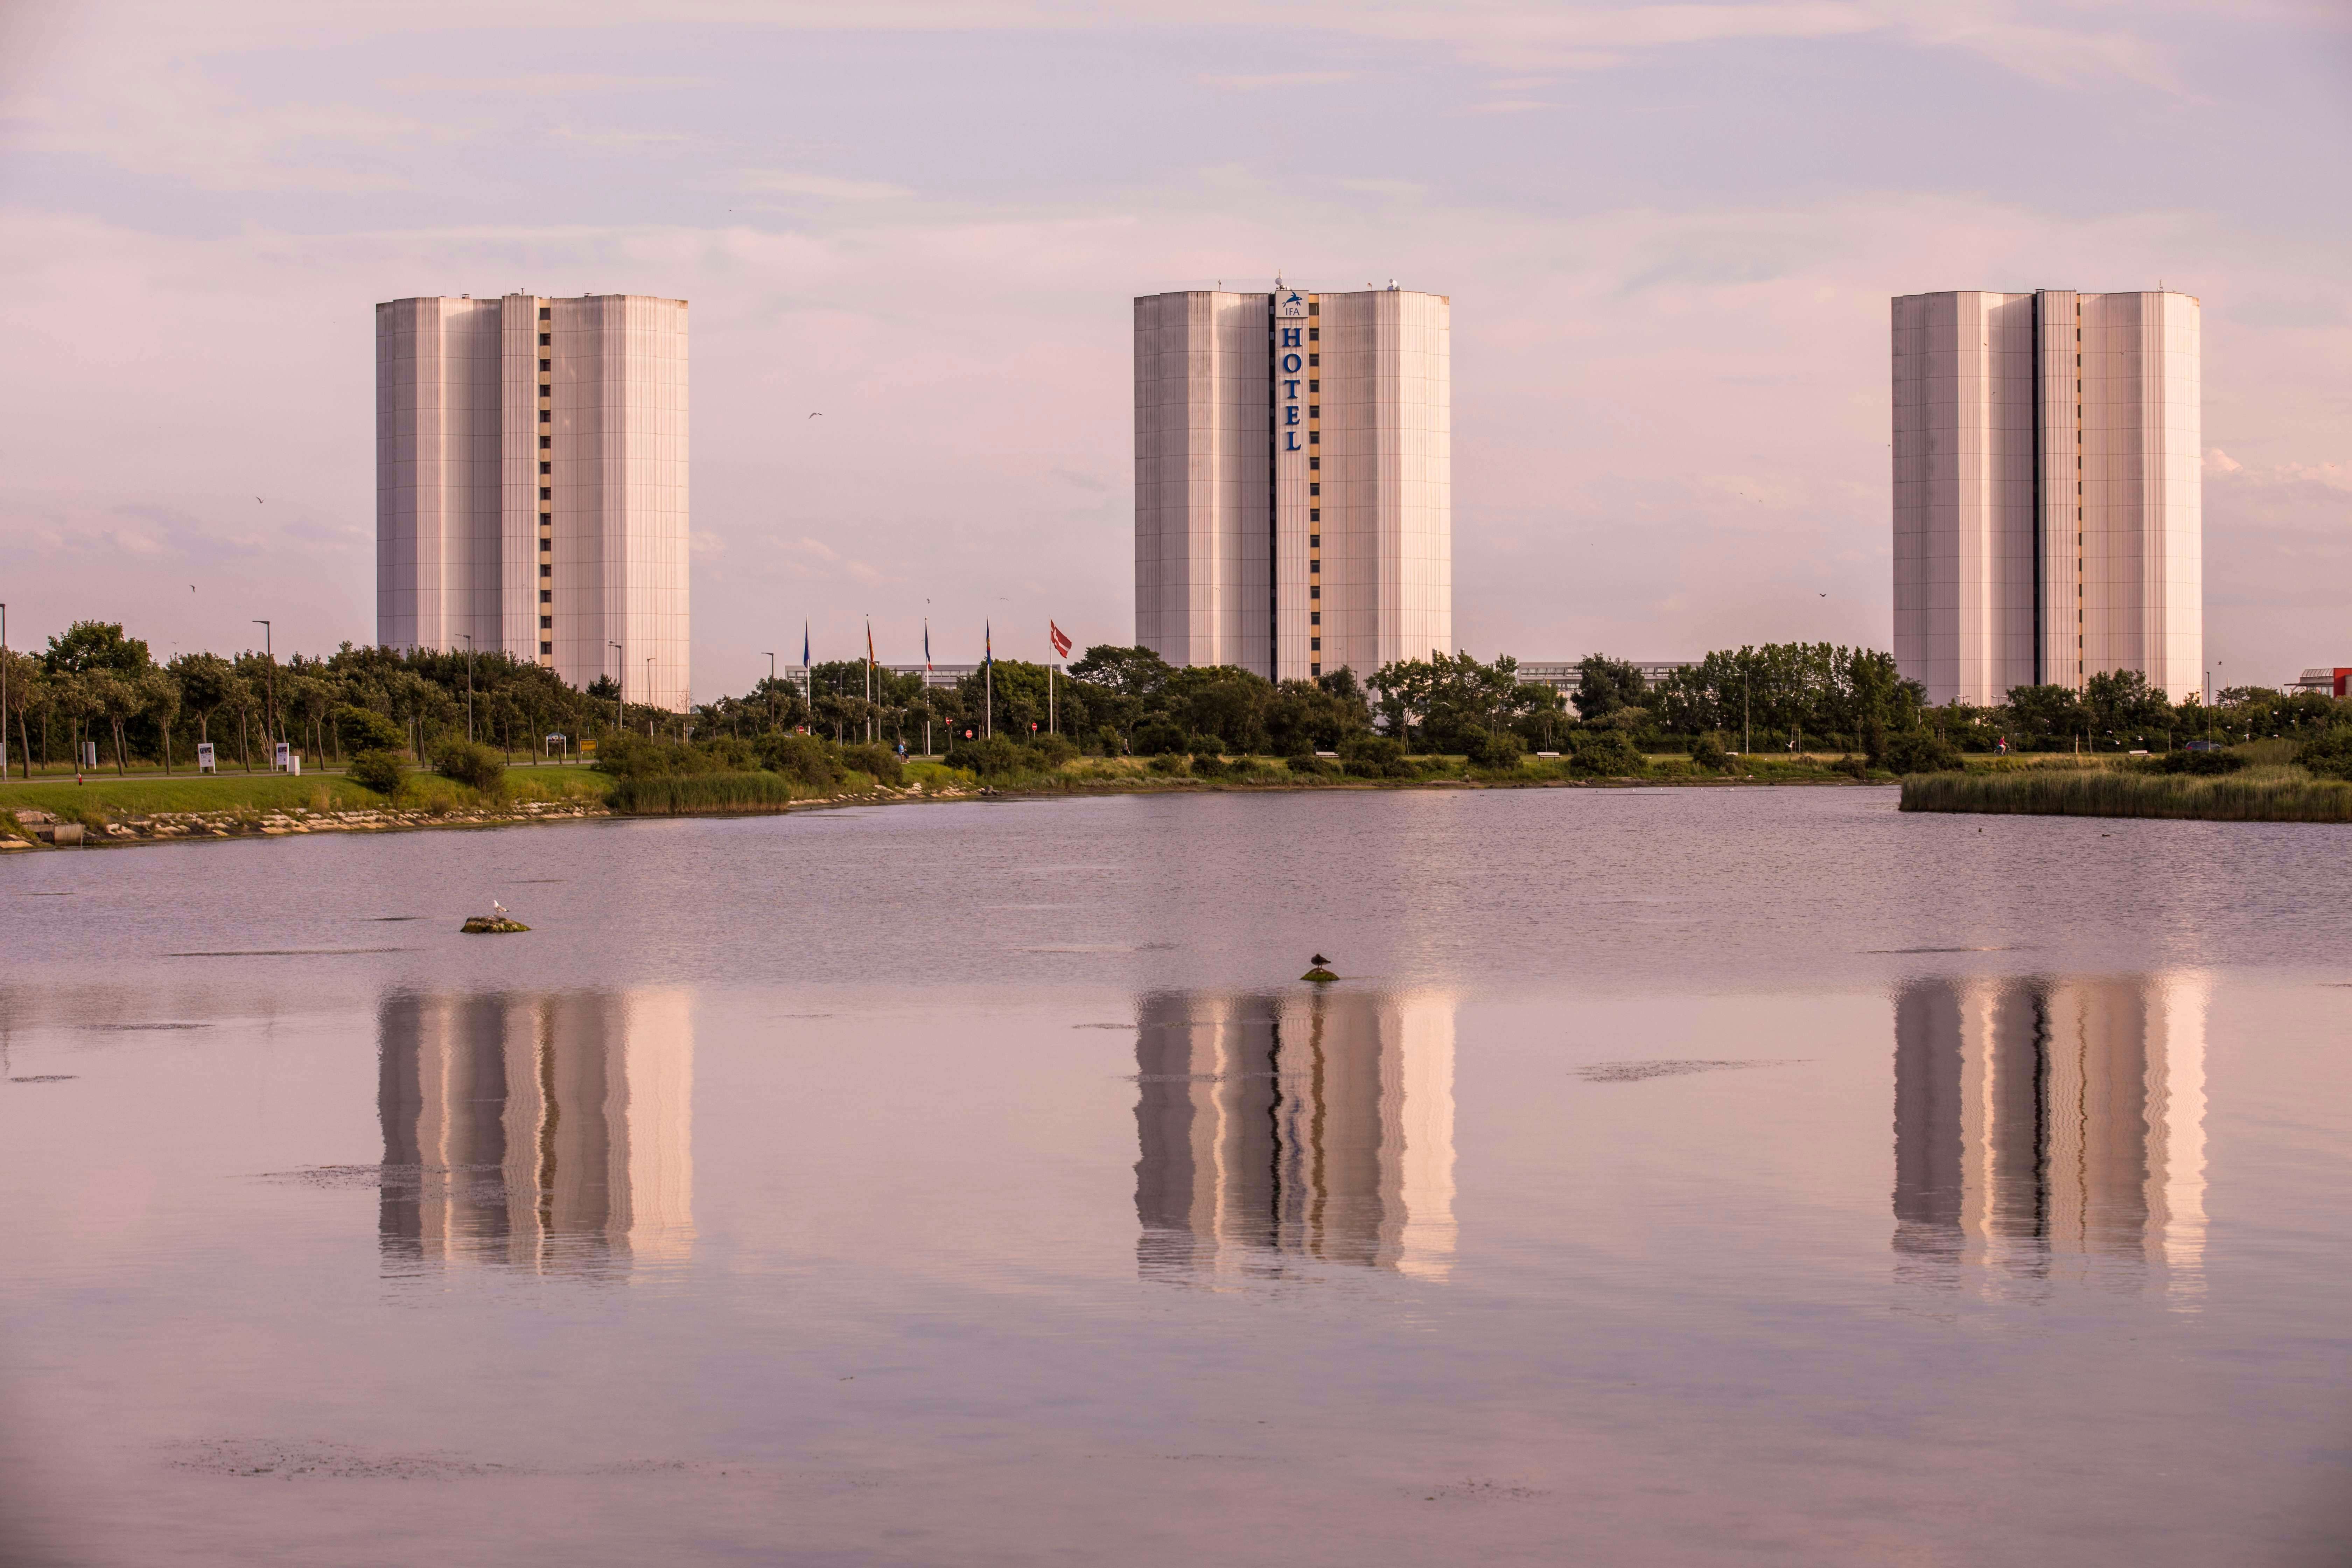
<box><xmin>2030</xmin><ymin>292</ymin><xmax>2045</xmax><ymax>686</ymax></box>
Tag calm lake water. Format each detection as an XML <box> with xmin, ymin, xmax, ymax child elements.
<box><xmin>3</xmin><ymin>786</ymin><xmax>2348</xmax><ymax>1565</ymax></box>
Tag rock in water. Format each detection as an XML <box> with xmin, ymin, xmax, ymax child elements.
<box><xmin>461</xmin><ymin>916</ymin><xmax>531</xmax><ymax>934</ymax></box>
<box><xmin>1301</xmin><ymin>966</ymin><xmax>1338</xmax><ymax>983</ymax></box>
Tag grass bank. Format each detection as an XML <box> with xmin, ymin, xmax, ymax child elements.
<box><xmin>1900</xmin><ymin>765</ymin><xmax>2352</xmax><ymax>823</ymax></box>
<box><xmin>0</xmin><ymin>764</ymin><xmax>612</xmax><ymax>838</ymax></box>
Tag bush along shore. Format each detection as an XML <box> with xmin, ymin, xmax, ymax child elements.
<box><xmin>25</xmin><ymin>725</ymin><xmax>2352</xmax><ymax>845</ymax></box>
<box><xmin>4</xmin><ymin>737</ymin><xmax>1906</xmax><ymax>849</ymax></box>
<box><xmin>1900</xmin><ymin>747</ymin><xmax>2352</xmax><ymax>824</ymax></box>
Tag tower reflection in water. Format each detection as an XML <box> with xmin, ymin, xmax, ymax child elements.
<box><xmin>1893</xmin><ymin>974</ymin><xmax>2206</xmax><ymax>1299</ymax></box>
<box><xmin>1134</xmin><ymin>987</ymin><xmax>1456</xmax><ymax>1282</ymax></box>
<box><xmin>378</xmin><ymin>990</ymin><xmax>694</xmax><ymax>1275</ymax></box>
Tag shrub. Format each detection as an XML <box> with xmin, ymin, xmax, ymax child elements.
<box><xmin>1833</xmin><ymin>755</ymin><xmax>1869</xmax><ymax>780</ymax></box>
<box><xmin>1569</xmin><ymin>728</ymin><xmax>1646</xmax><ymax>776</ymax></box>
<box><xmin>697</xmin><ymin>735</ymin><xmax>758</xmax><ymax>772</ymax></box>
<box><xmin>1341</xmin><ymin>734</ymin><xmax>1413</xmax><ymax>779</ymax></box>
<box><xmin>1288</xmin><ymin>754</ymin><xmax>1339</xmax><ymax>778</ymax></box>
<box><xmin>333</xmin><ymin>705</ymin><xmax>406</xmax><ymax>754</ymax></box>
<box><xmin>1147</xmin><ymin>753</ymin><xmax>1189</xmax><ymax>775</ymax></box>
<box><xmin>1464</xmin><ymin>729</ymin><xmax>1522</xmax><ymax>769</ymax></box>
<box><xmin>755</xmin><ymin>733</ymin><xmax>843</xmax><ymax>788</ymax></box>
<box><xmin>839</xmin><ymin>742</ymin><xmax>906</xmax><ymax>787</ymax></box>
<box><xmin>946</xmin><ymin>735</ymin><xmax>1032</xmax><ymax>777</ymax></box>
<box><xmin>432</xmin><ymin>739</ymin><xmax>506</xmax><ymax>794</ymax></box>
<box><xmin>2297</xmin><ymin>726</ymin><xmax>2352</xmax><ymax>781</ymax></box>
<box><xmin>2155</xmin><ymin>748</ymin><xmax>2250</xmax><ymax>776</ymax></box>
<box><xmin>348</xmin><ymin>749</ymin><xmax>404</xmax><ymax>796</ymax></box>
<box><xmin>1689</xmin><ymin>733</ymin><xmax>1729</xmax><ymax>771</ymax></box>
<box><xmin>594</xmin><ymin>730</ymin><xmax>696</xmax><ymax>777</ymax></box>
<box><xmin>1131</xmin><ymin>716</ymin><xmax>1189</xmax><ymax>756</ymax></box>
<box><xmin>1881</xmin><ymin>731</ymin><xmax>1963</xmax><ymax>775</ymax></box>
<box><xmin>1190</xmin><ymin>750</ymin><xmax>1238</xmax><ymax>778</ymax></box>
<box><xmin>1030</xmin><ymin>733</ymin><xmax>1079</xmax><ymax>767</ymax></box>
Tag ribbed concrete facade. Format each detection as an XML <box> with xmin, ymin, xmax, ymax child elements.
<box><xmin>1135</xmin><ymin>283</ymin><xmax>1450</xmax><ymax>681</ymax></box>
<box><xmin>377</xmin><ymin>293</ymin><xmax>690</xmax><ymax>711</ymax></box>
<box><xmin>1133</xmin><ymin>987</ymin><xmax>1456</xmax><ymax>1281</ymax></box>
<box><xmin>1892</xmin><ymin>289</ymin><xmax>2200</xmax><ymax>706</ymax></box>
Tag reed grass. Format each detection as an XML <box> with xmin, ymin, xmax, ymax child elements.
<box><xmin>608</xmin><ymin>771</ymin><xmax>810</xmax><ymax>814</ymax></box>
<box><xmin>1901</xmin><ymin>765</ymin><xmax>2352</xmax><ymax>822</ymax></box>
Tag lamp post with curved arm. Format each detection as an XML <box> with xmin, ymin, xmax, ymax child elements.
<box><xmin>609</xmin><ymin>640</ymin><xmax>624</xmax><ymax>734</ymax></box>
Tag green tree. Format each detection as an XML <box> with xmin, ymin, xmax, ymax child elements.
<box><xmin>169</xmin><ymin>653</ymin><xmax>238</xmax><ymax>746</ymax></box>
<box><xmin>86</xmin><ymin>671</ymin><xmax>142</xmax><ymax>775</ymax></box>
<box><xmin>2083</xmin><ymin>669</ymin><xmax>2174</xmax><ymax>746</ymax></box>
<box><xmin>2003</xmin><ymin>684</ymin><xmax>2090</xmax><ymax>749</ymax></box>
<box><xmin>1573</xmin><ymin>655</ymin><xmax>1647</xmax><ymax>720</ymax></box>
<box><xmin>1368</xmin><ymin>652</ymin><xmax>1526</xmax><ymax>752</ymax></box>
<box><xmin>1163</xmin><ymin>665</ymin><xmax>1276</xmax><ymax>751</ymax></box>
<box><xmin>43</xmin><ymin>621</ymin><xmax>152</xmax><ymax>677</ymax></box>
<box><xmin>1069</xmin><ymin>644</ymin><xmax>1173</xmax><ymax>702</ymax></box>
<box><xmin>0</xmin><ymin>651</ymin><xmax>45</xmax><ymax>778</ymax></box>
<box><xmin>283</xmin><ymin>674</ymin><xmax>334</xmax><ymax>766</ymax></box>
<box><xmin>142</xmin><ymin>668</ymin><xmax>183</xmax><ymax>774</ymax></box>
<box><xmin>1265</xmin><ymin>677</ymin><xmax>1371</xmax><ymax>755</ymax></box>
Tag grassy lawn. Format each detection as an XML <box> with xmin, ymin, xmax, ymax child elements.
<box><xmin>0</xmin><ymin>764</ymin><xmax>611</xmax><ymax>822</ymax></box>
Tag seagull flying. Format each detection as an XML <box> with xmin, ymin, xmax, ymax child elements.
<box><xmin>808</xmin><ymin>412</ymin><xmax>822</xmax><ymax>419</ymax></box>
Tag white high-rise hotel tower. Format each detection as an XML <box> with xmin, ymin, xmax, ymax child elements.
<box><xmin>1892</xmin><ymin>289</ymin><xmax>2201</xmax><ymax>706</ymax></box>
<box><xmin>377</xmin><ymin>293</ymin><xmax>690</xmax><ymax>710</ymax></box>
<box><xmin>1135</xmin><ymin>281</ymin><xmax>1450</xmax><ymax>681</ymax></box>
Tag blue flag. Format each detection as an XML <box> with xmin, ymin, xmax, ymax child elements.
<box><xmin>983</xmin><ymin>622</ymin><xmax>992</xmax><ymax>667</ymax></box>
<box><xmin>923</xmin><ymin>618</ymin><xmax>932</xmax><ymax>673</ymax></box>
<box><xmin>802</xmin><ymin>621</ymin><xmax>810</xmax><ymax>670</ymax></box>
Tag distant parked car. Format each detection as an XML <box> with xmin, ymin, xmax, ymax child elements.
<box><xmin>2183</xmin><ymin>740</ymin><xmax>2224</xmax><ymax>752</ymax></box>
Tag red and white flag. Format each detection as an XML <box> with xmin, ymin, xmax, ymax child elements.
<box><xmin>1048</xmin><ymin>620</ymin><xmax>1072</xmax><ymax>658</ymax></box>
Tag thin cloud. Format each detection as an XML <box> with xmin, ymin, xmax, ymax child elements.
<box><xmin>380</xmin><ymin>73</ymin><xmax>704</xmax><ymax>94</ymax></box>
<box><xmin>734</xmin><ymin>170</ymin><xmax>912</xmax><ymax>201</ymax></box>
<box><xmin>1198</xmin><ymin>70</ymin><xmax>1354</xmax><ymax>90</ymax></box>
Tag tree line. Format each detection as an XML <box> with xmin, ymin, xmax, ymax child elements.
<box><xmin>6</xmin><ymin>619</ymin><xmax>2331</xmax><ymax>781</ymax></box>
<box><xmin>0</xmin><ymin>622</ymin><xmax>639</xmax><ymax>777</ymax></box>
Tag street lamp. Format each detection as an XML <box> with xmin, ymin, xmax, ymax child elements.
<box><xmin>458</xmin><ymin>632</ymin><xmax>475</xmax><ymax>743</ymax></box>
<box><xmin>609</xmin><ymin>641</ymin><xmax>624</xmax><ymax>734</ymax></box>
<box><xmin>252</xmin><ymin>620</ymin><xmax>275</xmax><ymax>763</ymax></box>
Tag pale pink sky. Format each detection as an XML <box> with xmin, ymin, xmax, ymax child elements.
<box><xmin>1</xmin><ymin>1</ymin><xmax>2345</xmax><ymax>695</ymax></box>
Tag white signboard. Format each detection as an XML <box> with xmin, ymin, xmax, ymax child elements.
<box><xmin>81</xmin><ymin>740</ymin><xmax>97</xmax><ymax>769</ymax></box>
<box><xmin>273</xmin><ymin>742</ymin><xmax>291</xmax><ymax>771</ymax></box>
<box><xmin>197</xmin><ymin>742</ymin><xmax>216</xmax><ymax>774</ymax></box>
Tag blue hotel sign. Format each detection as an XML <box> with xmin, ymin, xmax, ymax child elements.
<box><xmin>1275</xmin><ymin>287</ymin><xmax>1308</xmax><ymax>452</ymax></box>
